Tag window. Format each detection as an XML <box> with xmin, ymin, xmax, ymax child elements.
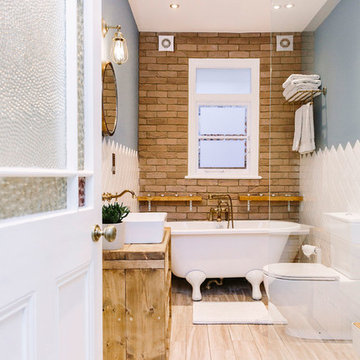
<box><xmin>187</xmin><ymin>59</ymin><xmax>260</xmax><ymax>179</ymax></box>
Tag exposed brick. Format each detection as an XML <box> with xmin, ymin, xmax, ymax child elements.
<box><xmin>138</xmin><ymin>32</ymin><xmax>301</xmax><ymax>221</ymax></box>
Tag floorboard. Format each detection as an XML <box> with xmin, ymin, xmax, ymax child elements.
<box><xmin>169</xmin><ymin>276</ymin><xmax>360</xmax><ymax>360</ymax></box>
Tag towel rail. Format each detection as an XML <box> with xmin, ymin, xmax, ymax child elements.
<box><xmin>285</xmin><ymin>87</ymin><xmax>327</xmax><ymax>104</ymax></box>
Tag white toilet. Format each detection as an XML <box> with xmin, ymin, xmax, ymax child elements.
<box><xmin>263</xmin><ymin>212</ymin><xmax>360</xmax><ymax>340</ymax></box>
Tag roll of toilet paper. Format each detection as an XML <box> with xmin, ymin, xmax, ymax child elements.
<box><xmin>302</xmin><ymin>245</ymin><xmax>317</xmax><ymax>258</ymax></box>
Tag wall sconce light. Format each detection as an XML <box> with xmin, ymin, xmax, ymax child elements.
<box><xmin>102</xmin><ymin>19</ymin><xmax>129</xmax><ymax>65</ymax></box>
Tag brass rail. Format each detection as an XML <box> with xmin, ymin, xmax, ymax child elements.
<box><xmin>239</xmin><ymin>195</ymin><xmax>303</xmax><ymax>202</ymax></box>
<box><xmin>137</xmin><ymin>196</ymin><xmax>202</xmax><ymax>202</ymax></box>
<box><xmin>285</xmin><ymin>87</ymin><xmax>327</xmax><ymax>104</ymax></box>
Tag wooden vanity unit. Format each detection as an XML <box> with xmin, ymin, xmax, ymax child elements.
<box><xmin>103</xmin><ymin>228</ymin><xmax>171</xmax><ymax>360</ymax></box>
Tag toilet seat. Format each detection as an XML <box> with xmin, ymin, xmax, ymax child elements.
<box><xmin>263</xmin><ymin>263</ymin><xmax>340</xmax><ymax>281</ymax></box>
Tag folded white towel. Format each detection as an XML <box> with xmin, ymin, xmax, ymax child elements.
<box><xmin>299</xmin><ymin>103</ymin><xmax>315</xmax><ymax>154</ymax></box>
<box><xmin>283</xmin><ymin>74</ymin><xmax>320</xmax><ymax>89</ymax></box>
<box><xmin>283</xmin><ymin>84</ymin><xmax>321</xmax><ymax>101</ymax></box>
<box><xmin>292</xmin><ymin>107</ymin><xmax>303</xmax><ymax>151</ymax></box>
<box><xmin>290</xmin><ymin>79</ymin><xmax>321</xmax><ymax>87</ymax></box>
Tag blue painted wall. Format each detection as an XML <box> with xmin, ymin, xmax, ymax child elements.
<box><xmin>314</xmin><ymin>0</ymin><xmax>360</xmax><ymax>149</ymax></box>
<box><xmin>102</xmin><ymin>0</ymin><xmax>139</xmax><ymax>150</ymax></box>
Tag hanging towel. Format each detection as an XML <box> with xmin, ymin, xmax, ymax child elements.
<box><xmin>292</xmin><ymin>107</ymin><xmax>303</xmax><ymax>151</ymax></box>
<box><xmin>299</xmin><ymin>103</ymin><xmax>315</xmax><ymax>154</ymax></box>
<box><xmin>282</xmin><ymin>74</ymin><xmax>320</xmax><ymax>89</ymax></box>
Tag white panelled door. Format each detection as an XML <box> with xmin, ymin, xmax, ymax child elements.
<box><xmin>0</xmin><ymin>0</ymin><xmax>102</xmax><ymax>359</ymax></box>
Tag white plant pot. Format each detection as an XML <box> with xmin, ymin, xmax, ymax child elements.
<box><xmin>102</xmin><ymin>223</ymin><xmax>125</xmax><ymax>250</ymax></box>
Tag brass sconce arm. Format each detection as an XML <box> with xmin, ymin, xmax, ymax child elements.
<box><xmin>102</xmin><ymin>20</ymin><xmax>122</xmax><ymax>38</ymax></box>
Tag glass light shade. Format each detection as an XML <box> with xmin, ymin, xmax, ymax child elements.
<box><xmin>111</xmin><ymin>31</ymin><xmax>128</xmax><ymax>65</ymax></box>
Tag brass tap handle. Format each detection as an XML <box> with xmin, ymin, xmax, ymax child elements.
<box><xmin>216</xmin><ymin>207</ymin><xmax>222</xmax><ymax>222</ymax></box>
<box><xmin>208</xmin><ymin>208</ymin><xmax>216</xmax><ymax>221</ymax></box>
<box><xmin>207</xmin><ymin>194</ymin><xmax>234</xmax><ymax>228</ymax></box>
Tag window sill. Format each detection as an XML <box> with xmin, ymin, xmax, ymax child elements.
<box><xmin>185</xmin><ymin>174</ymin><xmax>262</xmax><ymax>180</ymax></box>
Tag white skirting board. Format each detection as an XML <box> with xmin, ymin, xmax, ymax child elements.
<box><xmin>193</xmin><ymin>301</ymin><xmax>287</xmax><ymax>325</ymax></box>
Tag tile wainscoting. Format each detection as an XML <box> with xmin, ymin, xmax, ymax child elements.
<box><xmin>102</xmin><ymin>140</ymin><xmax>140</xmax><ymax>212</ymax></box>
<box><xmin>299</xmin><ymin>141</ymin><xmax>360</xmax><ymax>265</ymax></box>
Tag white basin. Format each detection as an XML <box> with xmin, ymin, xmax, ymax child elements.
<box><xmin>122</xmin><ymin>212</ymin><xmax>167</xmax><ymax>244</ymax></box>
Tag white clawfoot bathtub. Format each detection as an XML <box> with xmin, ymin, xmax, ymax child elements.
<box><xmin>167</xmin><ymin>220</ymin><xmax>309</xmax><ymax>301</ymax></box>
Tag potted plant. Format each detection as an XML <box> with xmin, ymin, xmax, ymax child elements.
<box><xmin>102</xmin><ymin>202</ymin><xmax>130</xmax><ymax>250</ymax></box>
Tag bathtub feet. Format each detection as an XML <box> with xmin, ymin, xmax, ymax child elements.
<box><xmin>186</xmin><ymin>271</ymin><xmax>206</xmax><ymax>301</ymax></box>
<box><xmin>245</xmin><ymin>270</ymin><xmax>264</xmax><ymax>300</ymax></box>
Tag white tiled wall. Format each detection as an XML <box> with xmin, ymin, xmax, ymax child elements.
<box><xmin>102</xmin><ymin>139</ymin><xmax>140</xmax><ymax>212</ymax></box>
<box><xmin>299</xmin><ymin>141</ymin><xmax>360</xmax><ymax>265</ymax></box>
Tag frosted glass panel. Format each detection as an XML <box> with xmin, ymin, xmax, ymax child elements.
<box><xmin>77</xmin><ymin>0</ymin><xmax>85</xmax><ymax>170</ymax></box>
<box><xmin>199</xmin><ymin>140</ymin><xmax>247</xmax><ymax>168</ymax></box>
<box><xmin>0</xmin><ymin>0</ymin><xmax>66</xmax><ymax>168</ymax></box>
<box><xmin>196</xmin><ymin>68</ymin><xmax>251</xmax><ymax>94</ymax></box>
<box><xmin>199</xmin><ymin>105</ymin><xmax>247</xmax><ymax>136</ymax></box>
<box><xmin>0</xmin><ymin>178</ymin><xmax>67</xmax><ymax>219</ymax></box>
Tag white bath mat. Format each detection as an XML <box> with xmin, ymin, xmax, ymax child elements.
<box><xmin>193</xmin><ymin>301</ymin><xmax>287</xmax><ymax>325</ymax></box>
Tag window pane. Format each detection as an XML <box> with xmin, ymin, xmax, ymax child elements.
<box><xmin>199</xmin><ymin>139</ymin><xmax>247</xmax><ymax>169</ymax></box>
<box><xmin>77</xmin><ymin>0</ymin><xmax>85</xmax><ymax>170</ymax></box>
<box><xmin>196</xmin><ymin>68</ymin><xmax>251</xmax><ymax>94</ymax></box>
<box><xmin>0</xmin><ymin>177</ymin><xmax>67</xmax><ymax>220</ymax></box>
<box><xmin>199</xmin><ymin>105</ymin><xmax>247</xmax><ymax>136</ymax></box>
<box><xmin>0</xmin><ymin>0</ymin><xmax>66</xmax><ymax>168</ymax></box>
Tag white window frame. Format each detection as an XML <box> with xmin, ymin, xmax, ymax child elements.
<box><xmin>187</xmin><ymin>58</ymin><xmax>261</xmax><ymax>179</ymax></box>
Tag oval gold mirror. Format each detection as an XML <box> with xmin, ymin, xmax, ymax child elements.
<box><xmin>102</xmin><ymin>62</ymin><xmax>118</xmax><ymax>136</ymax></box>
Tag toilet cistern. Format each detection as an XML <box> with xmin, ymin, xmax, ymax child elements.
<box><xmin>302</xmin><ymin>244</ymin><xmax>322</xmax><ymax>263</ymax></box>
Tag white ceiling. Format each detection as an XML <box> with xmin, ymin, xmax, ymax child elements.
<box><xmin>128</xmin><ymin>0</ymin><xmax>337</xmax><ymax>33</ymax></box>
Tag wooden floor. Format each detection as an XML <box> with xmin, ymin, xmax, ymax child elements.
<box><xmin>169</xmin><ymin>276</ymin><xmax>360</xmax><ymax>360</ymax></box>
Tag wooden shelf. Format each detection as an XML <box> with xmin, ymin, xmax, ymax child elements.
<box><xmin>239</xmin><ymin>195</ymin><xmax>303</xmax><ymax>202</ymax></box>
<box><xmin>138</xmin><ymin>196</ymin><xmax>202</xmax><ymax>202</ymax></box>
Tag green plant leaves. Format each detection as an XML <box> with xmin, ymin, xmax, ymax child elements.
<box><xmin>102</xmin><ymin>202</ymin><xmax>130</xmax><ymax>224</ymax></box>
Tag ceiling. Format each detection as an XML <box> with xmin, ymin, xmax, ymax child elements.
<box><xmin>128</xmin><ymin>0</ymin><xmax>338</xmax><ymax>33</ymax></box>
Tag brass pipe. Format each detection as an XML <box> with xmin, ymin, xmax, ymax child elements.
<box><xmin>102</xmin><ymin>189</ymin><xmax>136</xmax><ymax>202</ymax></box>
<box><xmin>206</xmin><ymin>278</ymin><xmax>224</xmax><ymax>290</ymax></box>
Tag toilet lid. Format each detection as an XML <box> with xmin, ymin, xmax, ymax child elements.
<box><xmin>263</xmin><ymin>263</ymin><xmax>340</xmax><ymax>281</ymax></box>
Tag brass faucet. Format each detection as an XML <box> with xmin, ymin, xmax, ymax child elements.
<box><xmin>102</xmin><ymin>190</ymin><xmax>137</xmax><ymax>202</ymax></box>
<box><xmin>208</xmin><ymin>194</ymin><xmax>234</xmax><ymax>229</ymax></box>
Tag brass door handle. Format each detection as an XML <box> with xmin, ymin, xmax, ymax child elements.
<box><xmin>91</xmin><ymin>224</ymin><xmax>117</xmax><ymax>242</ymax></box>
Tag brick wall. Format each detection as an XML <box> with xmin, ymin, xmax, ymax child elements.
<box><xmin>138</xmin><ymin>32</ymin><xmax>302</xmax><ymax>222</ymax></box>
